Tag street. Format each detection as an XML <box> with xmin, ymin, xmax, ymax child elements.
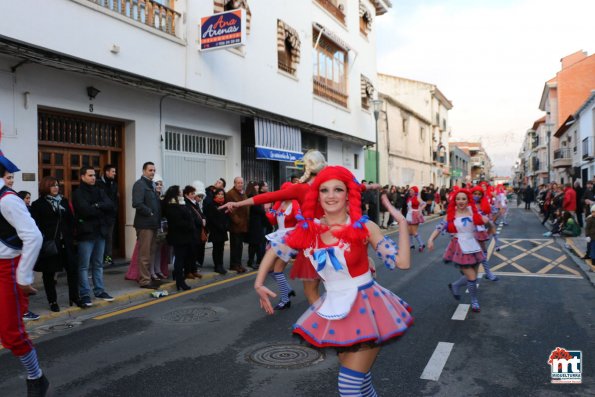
<box><xmin>1</xmin><ymin>207</ymin><xmax>594</xmax><ymax>396</ymax></box>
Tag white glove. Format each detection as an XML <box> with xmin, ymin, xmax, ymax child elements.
<box><xmin>586</xmin><ymin>237</ymin><xmax>591</xmax><ymax>242</ymax></box>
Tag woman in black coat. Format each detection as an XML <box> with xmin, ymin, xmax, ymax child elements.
<box><xmin>30</xmin><ymin>176</ymin><xmax>83</xmax><ymax>311</ymax></box>
<box><xmin>204</xmin><ymin>187</ymin><xmax>230</xmax><ymax>275</ymax></box>
<box><xmin>183</xmin><ymin>185</ymin><xmax>205</xmax><ymax>278</ymax></box>
<box><xmin>163</xmin><ymin>186</ymin><xmax>195</xmax><ymax>291</ymax></box>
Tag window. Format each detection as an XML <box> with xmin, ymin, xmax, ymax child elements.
<box><xmin>359</xmin><ymin>2</ymin><xmax>373</xmax><ymax>36</ymax></box>
<box><xmin>360</xmin><ymin>74</ymin><xmax>374</xmax><ymax>109</ymax></box>
<box><xmin>402</xmin><ymin>116</ymin><xmax>409</xmax><ymax>135</ymax></box>
<box><xmin>277</xmin><ymin>20</ymin><xmax>301</xmax><ymax>75</ymax></box>
<box><xmin>214</xmin><ymin>0</ymin><xmax>251</xmax><ymax>33</ymax></box>
<box><xmin>354</xmin><ymin>153</ymin><xmax>359</xmax><ymax>169</ymax></box>
<box><xmin>165</xmin><ymin>129</ymin><xmax>226</xmax><ymax>156</ymax></box>
<box><xmin>420</xmin><ymin>126</ymin><xmax>425</xmax><ymax>142</ymax></box>
<box><xmin>313</xmin><ymin>28</ymin><xmax>348</xmax><ymax>107</ymax></box>
<box><xmin>315</xmin><ymin>0</ymin><xmax>346</xmax><ymax>24</ymax></box>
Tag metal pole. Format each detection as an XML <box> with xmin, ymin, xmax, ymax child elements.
<box><xmin>374</xmin><ymin>116</ymin><xmax>379</xmax><ymax>184</ymax></box>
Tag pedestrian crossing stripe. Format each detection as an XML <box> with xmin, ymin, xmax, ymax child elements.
<box><xmin>487</xmin><ymin>238</ymin><xmax>581</xmax><ymax>277</ymax></box>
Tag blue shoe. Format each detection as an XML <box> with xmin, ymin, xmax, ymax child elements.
<box><xmin>483</xmin><ymin>274</ymin><xmax>499</xmax><ymax>281</ymax></box>
<box><xmin>23</xmin><ymin>311</ymin><xmax>40</xmax><ymax>321</ymax></box>
<box><xmin>96</xmin><ymin>292</ymin><xmax>114</xmax><ymax>302</ymax></box>
<box><xmin>81</xmin><ymin>295</ymin><xmax>93</xmax><ymax>307</ymax></box>
<box><xmin>448</xmin><ymin>283</ymin><xmax>461</xmax><ymax>301</ymax></box>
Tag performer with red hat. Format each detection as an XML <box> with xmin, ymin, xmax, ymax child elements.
<box><xmin>0</xmin><ymin>147</ymin><xmax>49</xmax><ymax>395</ymax></box>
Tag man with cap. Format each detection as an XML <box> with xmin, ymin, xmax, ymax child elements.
<box><xmin>0</xmin><ymin>151</ymin><xmax>49</xmax><ymax>395</ymax></box>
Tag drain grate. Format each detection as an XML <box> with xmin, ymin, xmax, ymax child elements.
<box><xmin>247</xmin><ymin>344</ymin><xmax>324</xmax><ymax>369</ymax></box>
<box><xmin>161</xmin><ymin>307</ymin><xmax>219</xmax><ymax>324</ymax></box>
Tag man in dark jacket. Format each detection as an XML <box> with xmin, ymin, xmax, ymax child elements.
<box><xmin>226</xmin><ymin>177</ymin><xmax>249</xmax><ymax>273</ymax></box>
<box><xmin>72</xmin><ymin>166</ymin><xmax>115</xmax><ymax>306</ymax></box>
<box><xmin>132</xmin><ymin>162</ymin><xmax>162</xmax><ymax>289</ymax></box>
<box><xmin>96</xmin><ymin>164</ymin><xmax>118</xmax><ymax>266</ymax></box>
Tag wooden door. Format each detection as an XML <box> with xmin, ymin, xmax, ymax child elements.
<box><xmin>38</xmin><ymin>148</ymin><xmax>105</xmax><ymax>197</ymax></box>
<box><xmin>37</xmin><ymin>110</ymin><xmax>125</xmax><ymax>257</ymax></box>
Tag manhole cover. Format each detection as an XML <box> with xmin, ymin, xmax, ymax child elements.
<box><xmin>161</xmin><ymin>307</ymin><xmax>219</xmax><ymax>323</ymax></box>
<box><xmin>247</xmin><ymin>344</ymin><xmax>324</xmax><ymax>369</ymax></box>
<box><xmin>47</xmin><ymin>321</ymin><xmax>82</xmax><ymax>332</ymax></box>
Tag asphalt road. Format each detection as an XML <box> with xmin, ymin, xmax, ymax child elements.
<box><xmin>1</xmin><ymin>207</ymin><xmax>594</xmax><ymax>396</ymax></box>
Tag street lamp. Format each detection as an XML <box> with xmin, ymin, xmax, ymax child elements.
<box><xmin>372</xmin><ymin>99</ymin><xmax>384</xmax><ymax>184</ymax></box>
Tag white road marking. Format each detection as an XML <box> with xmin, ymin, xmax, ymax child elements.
<box><xmin>420</xmin><ymin>342</ymin><xmax>454</xmax><ymax>381</ymax></box>
<box><xmin>490</xmin><ymin>272</ymin><xmax>582</xmax><ymax>279</ymax></box>
<box><xmin>451</xmin><ymin>304</ymin><xmax>469</xmax><ymax>321</ymax></box>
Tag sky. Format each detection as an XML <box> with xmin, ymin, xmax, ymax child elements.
<box><xmin>375</xmin><ymin>0</ymin><xmax>595</xmax><ymax>177</ymax></box>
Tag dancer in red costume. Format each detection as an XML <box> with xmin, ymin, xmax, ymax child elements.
<box><xmin>265</xmin><ymin>182</ymin><xmax>300</xmax><ymax>309</ymax></box>
<box><xmin>406</xmin><ymin>186</ymin><xmax>427</xmax><ymax>252</ymax></box>
<box><xmin>427</xmin><ymin>189</ymin><xmax>488</xmax><ymax>312</ymax></box>
<box><xmin>254</xmin><ymin>166</ymin><xmax>412</xmax><ymax>397</ymax></box>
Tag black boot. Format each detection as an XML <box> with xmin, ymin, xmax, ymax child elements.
<box><xmin>26</xmin><ymin>374</ymin><xmax>49</xmax><ymax>397</ymax></box>
<box><xmin>214</xmin><ymin>265</ymin><xmax>227</xmax><ymax>275</ymax></box>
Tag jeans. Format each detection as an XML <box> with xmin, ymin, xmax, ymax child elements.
<box><xmin>78</xmin><ymin>239</ymin><xmax>106</xmax><ymax>298</ymax></box>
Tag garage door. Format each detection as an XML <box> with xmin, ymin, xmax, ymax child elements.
<box><xmin>163</xmin><ymin>127</ymin><xmax>227</xmax><ymax>189</ymax></box>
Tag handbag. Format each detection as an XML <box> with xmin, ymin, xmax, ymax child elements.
<box><xmin>189</xmin><ymin>204</ymin><xmax>209</xmax><ymax>242</ymax></box>
<box><xmin>40</xmin><ymin>211</ymin><xmax>60</xmax><ymax>258</ymax></box>
<box><xmin>200</xmin><ymin>227</ymin><xmax>209</xmax><ymax>242</ymax></box>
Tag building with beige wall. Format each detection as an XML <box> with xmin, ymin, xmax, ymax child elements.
<box><xmin>377</xmin><ymin>74</ymin><xmax>452</xmax><ymax>187</ymax></box>
<box><xmin>449</xmin><ymin>142</ymin><xmax>492</xmax><ymax>182</ymax></box>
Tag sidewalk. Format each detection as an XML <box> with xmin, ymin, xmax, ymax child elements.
<box><xmin>530</xmin><ymin>204</ymin><xmax>595</xmax><ymax>283</ymax></box>
<box><xmin>24</xmin><ymin>213</ymin><xmax>442</xmax><ymax>326</ymax></box>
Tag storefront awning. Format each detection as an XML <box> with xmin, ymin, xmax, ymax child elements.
<box><xmin>255</xmin><ymin>118</ymin><xmax>303</xmax><ymax>162</ymax></box>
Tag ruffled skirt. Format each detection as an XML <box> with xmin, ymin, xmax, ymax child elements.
<box><xmin>292</xmin><ymin>281</ymin><xmax>413</xmax><ymax>348</ymax></box>
<box><xmin>407</xmin><ymin>211</ymin><xmax>425</xmax><ymax>225</ymax></box>
<box><xmin>443</xmin><ymin>238</ymin><xmax>485</xmax><ymax>266</ymax></box>
<box><xmin>474</xmin><ymin>230</ymin><xmax>490</xmax><ymax>242</ymax></box>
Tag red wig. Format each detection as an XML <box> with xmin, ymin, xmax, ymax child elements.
<box><xmin>471</xmin><ymin>186</ymin><xmax>491</xmax><ymax>215</ymax></box>
<box><xmin>284</xmin><ymin>166</ymin><xmax>368</xmax><ymax>249</ymax></box>
<box><xmin>446</xmin><ymin>189</ymin><xmax>485</xmax><ymax>233</ymax></box>
<box><xmin>407</xmin><ymin>186</ymin><xmax>420</xmax><ymax>208</ymax></box>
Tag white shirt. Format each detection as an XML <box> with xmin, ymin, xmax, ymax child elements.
<box><xmin>0</xmin><ymin>180</ymin><xmax>42</xmax><ymax>285</ymax></box>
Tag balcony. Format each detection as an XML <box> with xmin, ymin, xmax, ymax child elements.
<box><xmin>582</xmin><ymin>137</ymin><xmax>594</xmax><ymax>160</ymax></box>
<box><xmin>433</xmin><ymin>151</ymin><xmax>446</xmax><ymax>164</ymax></box>
<box><xmin>470</xmin><ymin>156</ymin><xmax>483</xmax><ymax>168</ymax></box>
<box><xmin>89</xmin><ymin>0</ymin><xmax>181</xmax><ymax>37</ymax></box>
<box><xmin>315</xmin><ymin>0</ymin><xmax>346</xmax><ymax>24</ymax></box>
<box><xmin>313</xmin><ymin>76</ymin><xmax>348</xmax><ymax>107</ymax></box>
<box><xmin>532</xmin><ymin>135</ymin><xmax>540</xmax><ymax>149</ymax></box>
<box><xmin>531</xmin><ymin>157</ymin><xmax>540</xmax><ymax>172</ymax></box>
<box><xmin>553</xmin><ymin>148</ymin><xmax>572</xmax><ymax>168</ymax></box>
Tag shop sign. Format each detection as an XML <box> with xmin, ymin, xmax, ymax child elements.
<box><xmin>200</xmin><ymin>9</ymin><xmax>246</xmax><ymax>51</ymax></box>
<box><xmin>256</xmin><ymin>147</ymin><xmax>303</xmax><ymax>163</ymax></box>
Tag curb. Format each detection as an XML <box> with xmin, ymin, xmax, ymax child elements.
<box><xmin>562</xmin><ymin>238</ymin><xmax>595</xmax><ymax>288</ymax></box>
<box><xmin>26</xmin><ymin>270</ymin><xmax>243</xmax><ymax>327</ymax></box>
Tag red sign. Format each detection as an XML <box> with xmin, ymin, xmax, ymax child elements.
<box><xmin>200</xmin><ymin>9</ymin><xmax>246</xmax><ymax>51</ymax></box>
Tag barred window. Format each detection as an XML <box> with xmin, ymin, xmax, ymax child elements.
<box><xmin>359</xmin><ymin>2</ymin><xmax>373</xmax><ymax>36</ymax></box>
<box><xmin>277</xmin><ymin>20</ymin><xmax>301</xmax><ymax>75</ymax></box>
<box><xmin>165</xmin><ymin>129</ymin><xmax>226</xmax><ymax>156</ymax></box>
<box><xmin>213</xmin><ymin>0</ymin><xmax>251</xmax><ymax>34</ymax></box>
<box><xmin>360</xmin><ymin>74</ymin><xmax>374</xmax><ymax>109</ymax></box>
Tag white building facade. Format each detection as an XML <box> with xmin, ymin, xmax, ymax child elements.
<box><xmin>0</xmin><ymin>0</ymin><xmax>390</xmax><ymax>257</ymax></box>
